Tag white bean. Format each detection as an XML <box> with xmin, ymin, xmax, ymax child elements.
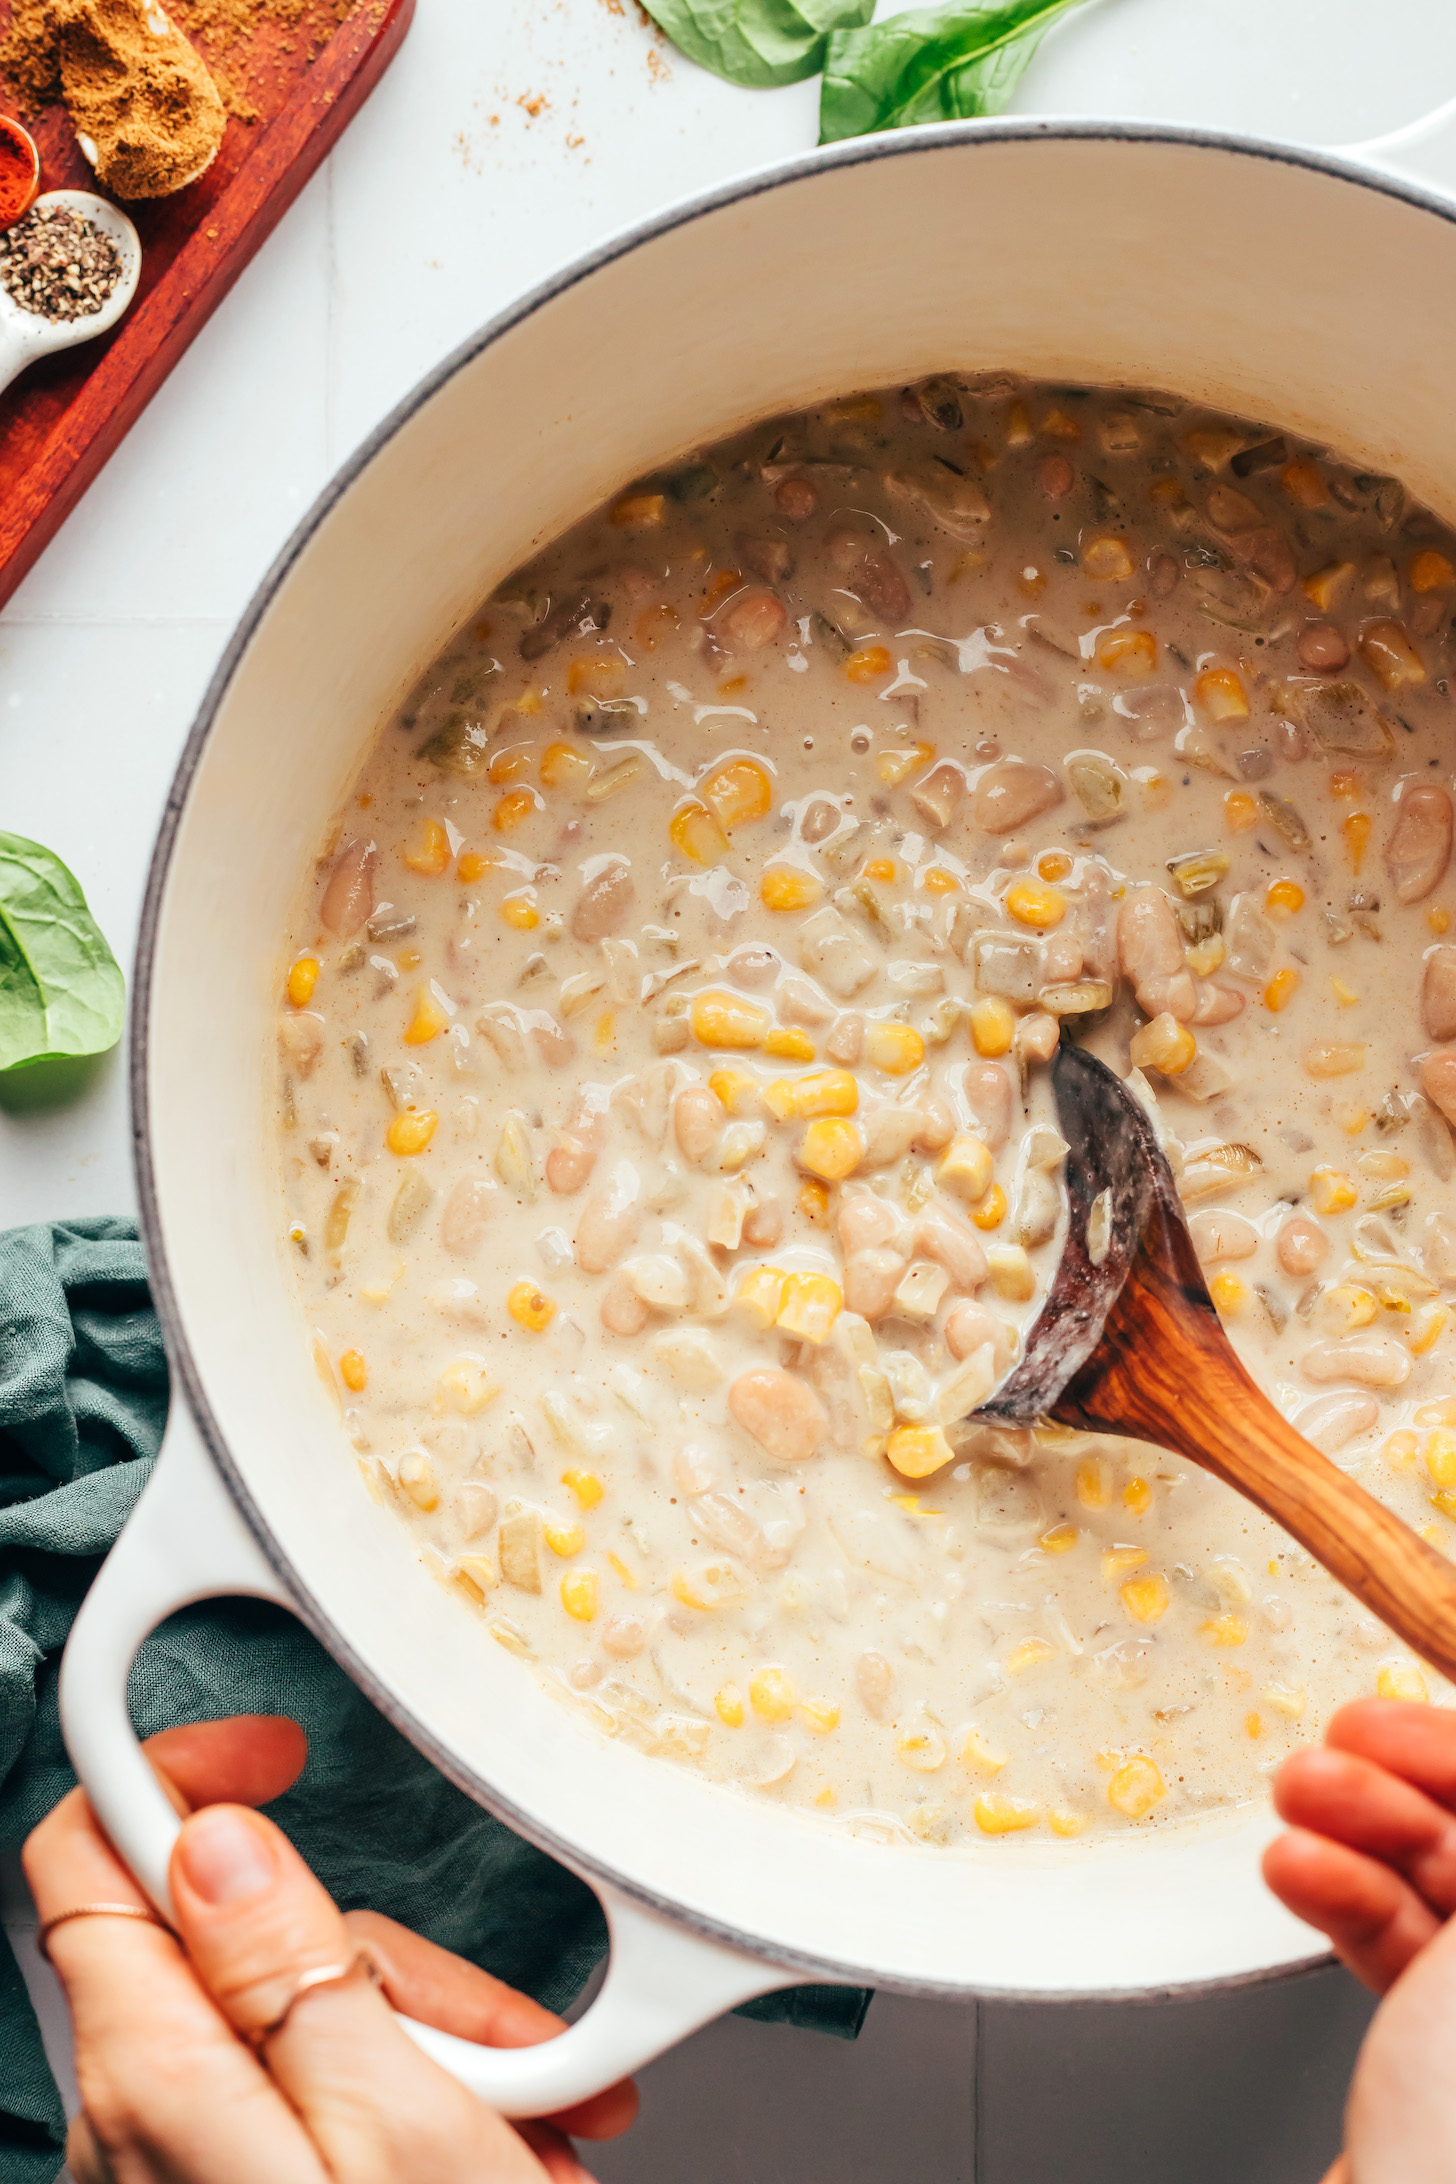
<box><xmin>1386</xmin><ymin>785</ymin><xmax>1453</xmax><ymax>904</ymax></box>
<box><xmin>673</xmin><ymin>1085</ymin><xmax>723</xmax><ymax>1165</ymax></box>
<box><xmin>914</xmin><ymin>1209</ymin><xmax>987</xmax><ymax>1291</ymax></box>
<box><xmin>1117</xmin><ymin>883</ymin><xmax>1196</xmax><ymax>1021</ymax></box>
<box><xmin>1301</xmin><ymin>1335</ymin><xmax>1412</xmax><ymax>1390</ymax></box>
<box><xmin>912</xmin><ymin>1097</ymin><xmax>956</xmax><ymax>1153</ymax></box>
<box><xmin>601</xmin><ymin>1615</ymin><xmax>648</xmax><ymax>1658</ymax></box>
<box><xmin>944</xmin><ymin>1300</ymin><xmax>1012</xmax><ymax>1368</ymax></box>
<box><xmin>546</xmin><ymin>1132</ymin><xmax>597</xmax><ymax>1195</ymax></box>
<box><xmin>441</xmin><ymin>1178</ymin><xmax>497</xmax><ymax>1256</ymax></box>
<box><xmin>844</xmin><ymin>1247</ymin><xmax>908</xmax><ymax>1322</ymax></box>
<box><xmin>825</xmin><ymin>1012</ymin><xmax>865</xmax><ymax>1065</ymax></box>
<box><xmin>278</xmin><ymin>1012</ymin><xmax>324</xmax><ymax>1077</ymax></box>
<box><xmin>570</xmin><ymin>857</ymin><xmax>635</xmax><ymax>942</ymax></box>
<box><xmin>1294</xmin><ymin>1392</ymin><xmax>1379</xmax><ymax>1453</ymax></box>
<box><xmin>855</xmin><ymin>1651</ymin><xmax>894</xmax><ymax>1716</ymax></box>
<box><xmin>838</xmin><ymin>1191</ymin><xmax>909</xmax><ymax>1255</ymax></box>
<box><xmin>962</xmin><ymin>1063</ymin><xmax>1013</xmax><ymax>1150</ymax></box>
<box><xmin>971</xmin><ymin>758</ymin><xmax>1064</xmax><ymax>834</ymax></box>
<box><xmin>575</xmin><ymin>1160</ymin><xmax>644</xmax><ymax>1274</ymax></box>
<box><xmin>320</xmin><ymin>837</ymin><xmax>376</xmax><ymax>935</ymax></box>
<box><xmin>1422</xmin><ymin>947</ymin><xmax>1456</xmax><ymax>1044</ymax></box>
<box><xmin>600</xmin><ymin>1274</ymin><xmax>649</xmax><ymax>1336</ymax></box>
<box><xmin>728</xmin><ymin>1368</ymin><xmax>828</xmax><ymax>1463</ymax></box>
<box><xmin>1276</xmin><ymin>1211</ymin><xmax>1328</xmax><ymax>1276</ymax></box>
<box><xmin>742</xmin><ymin>1197</ymin><xmax>784</xmax><ymax>1248</ymax></box>
<box><xmin>1422</xmin><ymin>1050</ymin><xmax>1456</xmax><ymax>1128</ymax></box>
<box><xmin>1188</xmin><ymin>1210</ymin><xmax>1259</xmax><ymax>1263</ymax></box>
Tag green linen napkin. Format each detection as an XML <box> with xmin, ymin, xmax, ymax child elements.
<box><xmin>0</xmin><ymin>1217</ymin><xmax>868</xmax><ymax>2181</ymax></box>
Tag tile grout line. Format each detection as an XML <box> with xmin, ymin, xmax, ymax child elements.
<box><xmin>324</xmin><ymin>148</ymin><xmax>338</xmax><ymax>470</ymax></box>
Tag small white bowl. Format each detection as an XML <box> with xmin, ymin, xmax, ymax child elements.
<box><xmin>0</xmin><ymin>190</ymin><xmax>141</xmax><ymax>396</ymax></box>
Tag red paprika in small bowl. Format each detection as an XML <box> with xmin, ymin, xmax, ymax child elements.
<box><xmin>0</xmin><ymin>117</ymin><xmax>40</xmax><ymax>231</ymax></box>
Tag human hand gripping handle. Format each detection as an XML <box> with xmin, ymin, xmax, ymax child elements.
<box><xmin>57</xmin><ymin>1405</ymin><xmax>800</xmax><ymax>2117</ymax></box>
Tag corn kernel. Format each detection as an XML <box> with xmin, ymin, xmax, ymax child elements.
<box><xmin>1097</xmin><ymin>628</ymin><xmax>1158</xmax><ymax>678</ymax></box>
<box><xmin>1377</xmin><ymin>1663</ymin><xmax>1429</xmax><ymax>1703</ymax></box>
<box><xmin>1129</xmin><ymin>1011</ymin><xmax>1196</xmax><ymax>1076</ymax></box>
<box><xmin>974</xmin><ymin>1793</ymin><xmax>1039</xmax><ymax>1834</ymax></box>
<box><xmin>1305</xmin><ymin>1042</ymin><xmax>1369</xmax><ymax>1082</ymax></box>
<box><xmin>776</xmin><ymin>1271</ymin><xmax>843</xmax><ymax>1343</ymax></box>
<box><xmin>750</xmin><ymin>1666</ymin><xmax>796</xmax><ymax>1722</ymax></box>
<box><xmin>456</xmin><ymin>849</ymin><xmax>493</xmax><ymax>882</ymax></box>
<box><xmin>939</xmin><ymin>1134</ymin><xmax>993</xmax><ymax>1202</ymax></box>
<box><xmin>562</xmin><ymin>1469</ymin><xmax>604</xmax><ymax>1510</ymax></box>
<box><xmin>799</xmin><ymin>1179</ymin><xmax>831</xmax><ymax>1226</ymax></box>
<box><xmin>760</xmin><ymin>865</ymin><xmax>822</xmax><ymax>913</ymax></box>
<box><xmin>493</xmin><ymin>787</ymin><xmax>539</xmax><ymax>832</ymax></box>
<box><xmin>487</xmin><ymin>746</ymin><xmax>534</xmax><ymax>785</ymax></box>
<box><xmin>1224</xmin><ymin>790</ymin><xmax>1259</xmax><ymax>831</ymax></box>
<box><xmin>1264</xmin><ymin>968</ymin><xmax>1300</xmax><ymax>1011</ymax></box>
<box><xmin>507</xmin><ymin>1281</ymin><xmax>555</xmax><ymax>1332</ymax></box>
<box><xmin>971</xmin><ymin>1184</ymin><xmax>1007</xmax><ymax>1231</ymax></box>
<box><xmin>886</xmin><ymin>1424</ymin><xmax>955</xmax><ymax>1479</ymax></box>
<box><xmin>1303</xmin><ymin>560</ymin><xmax>1354</xmax><ymax>611</ymax></box>
<box><xmin>403</xmin><ymin>987</ymin><xmax>449</xmax><ymax>1046</ymax></box>
<box><xmin>1076</xmin><ymin>1457</ymin><xmax>1111</xmax><ymax>1509</ymax></box>
<box><xmin>611</xmin><ymin>493</ymin><xmax>664</xmax><ymax>528</ymax></box>
<box><xmin>714</xmin><ymin>1683</ymin><xmax>745</xmax><ymax>1727</ymax></box>
<box><xmin>735</xmin><ymin>1265</ymin><xmax>787</xmax><ymax>1331</ymax></box>
<box><xmin>1430</xmin><ymin>906</ymin><xmax>1453</xmax><ymax>935</ymax></box>
<box><xmin>1384</xmin><ymin>1429</ymin><xmax>1421</xmax><ymax>1470</ymax></box>
<box><xmin>847</xmin><ymin>645</ymin><xmax>893</xmax><ymax>686</ymax></box>
<box><xmin>1196</xmin><ymin>667</ymin><xmax>1250</xmax><ymax>723</ymax></box>
<box><xmin>1047</xmin><ymin>1807</ymin><xmax>1089</xmax><ymax>1838</ymax></box>
<box><xmin>1339</xmin><ymin>1105</ymin><xmax>1370</xmax><ymax>1136</ymax></box>
<box><xmin>897</xmin><ymin>1725</ymin><xmax>948</xmax><ymax>1770</ymax></box>
<box><xmin>1005</xmin><ymin>401</ymin><xmax>1033</xmax><ymax>445</ymax></box>
<box><xmin>708</xmin><ymin>1067</ymin><xmax>759</xmax><ymax>1115</ymax></box>
<box><xmin>702</xmin><ymin>759</ymin><xmax>772</xmax><ymax>833</ymax></box>
<box><xmin>1103</xmin><ymin>1545</ymin><xmax>1148</xmax><ymax>1577</ymax></box>
<box><xmin>339</xmin><ymin>1348</ymin><xmax>367</xmax><ymax>1393</ymax></box>
<box><xmin>437</xmin><ymin>1359</ymin><xmax>500</xmax><ymax>1415</ymax></box>
<box><xmin>1425</xmin><ymin>1430</ymin><xmax>1456</xmax><ymax>1487</ymax></box>
<box><xmin>923</xmin><ymin>866</ymin><xmax>961</xmax><ymax>893</ymax></box>
<box><xmin>1005</xmin><ymin>876</ymin><xmax>1066</xmax><ymax>929</ymax></box>
<box><xmin>540</xmin><ymin>740</ymin><xmax>593</xmax><ymax>793</ymax></box>
<box><xmin>669</xmin><ymin>797</ymin><xmax>731</xmax><ymax>864</ymax></box>
<box><xmin>789</xmin><ymin>1070</ymin><xmax>859</xmax><ymax>1118</ymax></box>
<box><xmin>1123</xmin><ymin>1477</ymin><xmax>1152</xmax><ymax>1515</ymax></box>
<box><xmin>1413</xmin><ymin>1306</ymin><xmax>1449</xmax><ymax>1356</ymax></box>
<box><xmin>286</xmin><ymin>955</ymin><xmax>320</xmax><ymax>1007</ymax></box>
<box><xmin>1007</xmin><ymin>1637</ymin><xmax>1057</xmax><ymax>1673</ymax></box>
<box><xmin>1329</xmin><ymin>977</ymin><xmax>1360</xmax><ymax>1008</ymax></box>
<box><xmin>865</xmin><ymin>1020</ymin><xmax>926</xmax><ymax>1075</ymax></box>
<box><xmin>1310</xmin><ymin>1166</ymin><xmax>1357</xmax><ymax>1215</ymax></box>
<box><xmin>1245</xmin><ymin>1711</ymin><xmax>1265</xmax><ymax>1740</ymax></box>
<box><xmin>1107</xmin><ymin>1755</ymin><xmax>1165</xmax><ymax>1818</ymax></box>
<box><xmin>387</xmin><ymin>1109</ymin><xmax>438</xmax><ymax>1156</ymax></box>
<box><xmin>1279</xmin><ymin>457</ymin><xmax>1327</xmax><ymax>507</ymax></box>
<box><xmin>955</xmin><ymin>1728</ymin><xmax>1007</xmax><ymax>1776</ymax></box>
<box><xmin>764</xmin><ymin>1026</ymin><xmax>816</xmax><ymax>1062</ymax></box>
<box><xmin>692</xmin><ymin>991</ymin><xmax>771</xmax><ymax>1049</ymax></box>
<box><xmin>1416</xmin><ymin>1400</ymin><xmax>1456</xmax><ymax>1427</ymax></box>
<box><xmin>1264</xmin><ymin>1683</ymin><xmax>1308</xmax><ymax>1719</ymax></box>
<box><xmin>403</xmin><ymin>817</ymin><xmax>451</xmax><ymax>877</ymax></box>
<box><xmin>397</xmin><ymin>1450</ymin><xmax>438</xmax><ymax>1512</ymax></box>
<box><xmin>1039</xmin><ymin>1523</ymin><xmax>1078</xmax><ymax>1554</ymax></box>
<box><xmin>1200</xmin><ymin>1614</ymin><xmax>1249</xmax><ymax>1647</ymax></box>
<box><xmin>864</xmin><ymin>857</ymin><xmax>898</xmax><ymax>882</ymax></box>
<box><xmin>1335</xmin><ymin>810</ymin><xmax>1373</xmax><ymax>875</ymax></box>
<box><xmin>1083</xmin><ymin>536</ymin><xmax>1134</xmax><ymax>581</ymax></box>
<box><xmin>1411</xmin><ymin>549</ymin><xmax>1455</xmax><ymax>593</ymax></box>
<box><xmin>560</xmin><ymin>1568</ymin><xmax>599</xmax><ymax>1621</ymax></box>
<box><xmin>1210</xmin><ymin>1273</ymin><xmax>1249</xmax><ymax>1317</ymax></box>
<box><xmin>1265</xmin><ymin>878</ymin><xmax>1305</xmax><ymax>917</ymax></box>
<box><xmin>801</xmin><ymin>1697</ymin><xmax>840</xmax><ymax>1733</ymax></box>
<box><xmin>797</xmin><ymin>1118</ymin><xmax>863</xmax><ymax>1184</ymax></box>
<box><xmin>1319</xmin><ymin>1284</ymin><xmax>1378</xmax><ymax>1336</ymax></box>
<box><xmin>1121</xmin><ymin>1575</ymin><xmax>1171</xmax><ymax>1623</ymax></box>
<box><xmin>1360</xmin><ymin>619</ymin><xmax>1426</xmax><ymax>691</ymax></box>
<box><xmin>501</xmin><ymin>891</ymin><xmax>539</xmax><ymax>931</ymax></box>
<box><xmin>454</xmin><ymin>1555</ymin><xmax>496</xmax><ymax>1600</ymax></box>
<box><xmin>544</xmin><ymin>1517</ymin><xmax>585</xmax><ymax>1558</ymax></box>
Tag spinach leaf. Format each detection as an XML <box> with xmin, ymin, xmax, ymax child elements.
<box><xmin>0</xmin><ymin>831</ymin><xmax>125</xmax><ymax>1072</ymax></box>
<box><xmin>642</xmin><ymin>0</ymin><xmax>874</xmax><ymax>89</ymax></box>
<box><xmin>820</xmin><ymin>0</ymin><xmax>1090</xmax><ymax>142</ymax></box>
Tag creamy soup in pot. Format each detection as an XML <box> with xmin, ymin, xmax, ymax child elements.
<box><xmin>275</xmin><ymin>374</ymin><xmax>1456</xmax><ymax>1848</ymax></box>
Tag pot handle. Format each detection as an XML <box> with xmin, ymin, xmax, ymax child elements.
<box><xmin>58</xmin><ymin>1405</ymin><xmax>797</xmax><ymax>2115</ymax></box>
<box><xmin>1340</xmin><ymin>90</ymin><xmax>1456</xmax><ymax>191</ymax></box>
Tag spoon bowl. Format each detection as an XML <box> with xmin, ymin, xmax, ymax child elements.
<box><xmin>0</xmin><ymin>190</ymin><xmax>142</xmax><ymax>398</ymax></box>
<box><xmin>975</xmin><ymin>1038</ymin><xmax>1456</xmax><ymax>1683</ymax></box>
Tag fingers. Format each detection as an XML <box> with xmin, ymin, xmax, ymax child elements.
<box><xmin>345</xmin><ymin>1911</ymin><xmax>638</xmax><ymax>2140</ymax></box>
<box><xmin>1326</xmin><ymin>1699</ymin><xmax>1456</xmax><ymax>1809</ymax></box>
<box><xmin>171</xmin><ymin>1805</ymin><xmax>555</xmax><ymax>2182</ymax></box>
<box><xmin>25</xmin><ymin>1745</ymin><xmax>321</xmax><ymax>2184</ymax></box>
<box><xmin>517</xmin><ymin>2121</ymin><xmax>601</xmax><ymax>2184</ymax></box>
<box><xmin>144</xmin><ymin>1715</ymin><xmax>309</xmax><ymax>1813</ymax></box>
<box><xmin>1262</xmin><ymin>1825</ymin><xmax>1441</xmax><ymax>1993</ymax></box>
<box><xmin>1273</xmin><ymin>1744</ymin><xmax>1456</xmax><ymax>1922</ymax></box>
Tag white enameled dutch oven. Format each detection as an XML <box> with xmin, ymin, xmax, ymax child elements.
<box><xmin>57</xmin><ymin>103</ymin><xmax>1456</xmax><ymax>2116</ymax></box>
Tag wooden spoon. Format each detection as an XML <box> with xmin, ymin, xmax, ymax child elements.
<box><xmin>974</xmin><ymin>1038</ymin><xmax>1456</xmax><ymax>1683</ymax></box>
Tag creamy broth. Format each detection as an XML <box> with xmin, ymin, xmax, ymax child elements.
<box><xmin>276</xmin><ymin>375</ymin><xmax>1456</xmax><ymax>1847</ymax></box>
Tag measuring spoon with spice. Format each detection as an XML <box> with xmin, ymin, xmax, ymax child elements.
<box><xmin>0</xmin><ymin>188</ymin><xmax>140</xmax><ymax>395</ymax></box>
<box><xmin>0</xmin><ymin>116</ymin><xmax>41</xmax><ymax>229</ymax></box>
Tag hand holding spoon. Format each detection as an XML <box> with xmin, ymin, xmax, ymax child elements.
<box><xmin>973</xmin><ymin>1038</ymin><xmax>1456</xmax><ymax>1682</ymax></box>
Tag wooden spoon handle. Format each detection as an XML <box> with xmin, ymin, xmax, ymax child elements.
<box><xmin>1058</xmin><ymin>1232</ymin><xmax>1456</xmax><ymax>1685</ymax></box>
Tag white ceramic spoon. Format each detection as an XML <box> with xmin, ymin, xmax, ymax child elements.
<box><xmin>0</xmin><ymin>189</ymin><xmax>141</xmax><ymax>397</ymax></box>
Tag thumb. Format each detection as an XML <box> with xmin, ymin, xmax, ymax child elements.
<box><xmin>171</xmin><ymin>1804</ymin><xmax>557</xmax><ymax>2182</ymax></box>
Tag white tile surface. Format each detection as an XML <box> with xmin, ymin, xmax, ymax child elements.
<box><xmin>3</xmin><ymin>0</ymin><xmax>1446</xmax><ymax>2172</ymax></box>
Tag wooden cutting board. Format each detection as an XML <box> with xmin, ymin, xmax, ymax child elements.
<box><xmin>0</xmin><ymin>0</ymin><xmax>415</xmax><ymax>609</ymax></box>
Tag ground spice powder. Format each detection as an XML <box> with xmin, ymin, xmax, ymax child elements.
<box><xmin>0</xmin><ymin>113</ymin><xmax>36</xmax><ymax>221</ymax></box>
<box><xmin>57</xmin><ymin>0</ymin><xmax>226</xmax><ymax>196</ymax></box>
